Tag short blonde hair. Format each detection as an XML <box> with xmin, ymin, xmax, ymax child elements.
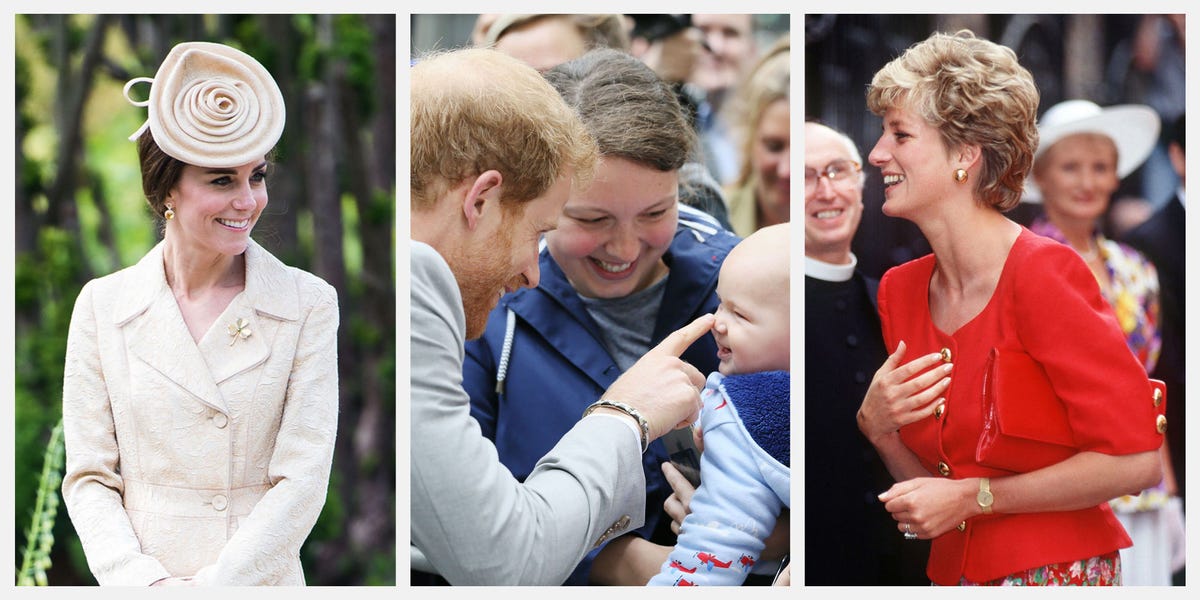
<box><xmin>410</xmin><ymin>48</ymin><xmax>597</xmax><ymax>211</ymax></box>
<box><xmin>867</xmin><ymin>30</ymin><xmax>1039</xmax><ymax>211</ymax></box>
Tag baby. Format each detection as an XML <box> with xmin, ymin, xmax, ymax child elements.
<box><xmin>648</xmin><ymin>222</ymin><xmax>791</xmax><ymax>586</ymax></box>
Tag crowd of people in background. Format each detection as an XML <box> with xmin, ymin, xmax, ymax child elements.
<box><xmin>410</xmin><ymin>13</ymin><xmax>791</xmax><ymax>587</ymax></box>
<box><xmin>408</xmin><ymin>13</ymin><xmax>1184</xmax><ymax>588</ymax></box>
<box><xmin>804</xmin><ymin>15</ymin><xmax>1185</xmax><ymax>587</ymax></box>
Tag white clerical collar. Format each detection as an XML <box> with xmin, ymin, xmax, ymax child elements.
<box><xmin>806</xmin><ymin>254</ymin><xmax>857</xmax><ymax>282</ymax></box>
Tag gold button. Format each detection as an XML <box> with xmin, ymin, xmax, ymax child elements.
<box><xmin>1153</xmin><ymin>388</ymin><xmax>1164</xmax><ymax>407</ymax></box>
<box><xmin>957</xmin><ymin>521</ymin><xmax>966</xmax><ymax>532</ymax></box>
<box><xmin>934</xmin><ymin>404</ymin><xmax>946</xmax><ymax>420</ymax></box>
<box><xmin>940</xmin><ymin>347</ymin><xmax>952</xmax><ymax>362</ymax></box>
<box><xmin>1156</xmin><ymin>414</ymin><xmax>1168</xmax><ymax>434</ymax></box>
<box><xmin>937</xmin><ymin>462</ymin><xmax>951</xmax><ymax>477</ymax></box>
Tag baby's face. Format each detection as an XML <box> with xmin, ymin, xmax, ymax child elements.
<box><xmin>712</xmin><ymin>248</ymin><xmax>790</xmax><ymax>375</ymax></box>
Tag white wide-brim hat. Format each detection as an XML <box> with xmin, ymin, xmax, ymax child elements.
<box><xmin>1022</xmin><ymin>99</ymin><xmax>1159</xmax><ymax>203</ymax></box>
<box><xmin>124</xmin><ymin>41</ymin><xmax>285</xmax><ymax>168</ymax></box>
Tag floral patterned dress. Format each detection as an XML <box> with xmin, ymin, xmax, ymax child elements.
<box><xmin>960</xmin><ymin>551</ymin><xmax>1121</xmax><ymax>586</ymax></box>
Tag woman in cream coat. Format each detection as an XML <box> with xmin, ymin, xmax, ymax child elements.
<box><xmin>61</xmin><ymin>41</ymin><xmax>338</xmax><ymax>586</ymax></box>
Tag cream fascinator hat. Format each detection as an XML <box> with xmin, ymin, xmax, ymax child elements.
<box><xmin>124</xmin><ymin>41</ymin><xmax>285</xmax><ymax>168</ymax></box>
<box><xmin>1022</xmin><ymin>99</ymin><xmax>1159</xmax><ymax>203</ymax></box>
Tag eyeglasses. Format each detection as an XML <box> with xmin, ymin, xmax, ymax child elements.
<box><xmin>805</xmin><ymin>159</ymin><xmax>862</xmax><ymax>193</ymax></box>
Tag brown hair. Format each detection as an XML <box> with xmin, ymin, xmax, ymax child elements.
<box><xmin>137</xmin><ymin>131</ymin><xmax>186</xmax><ymax>218</ymax></box>
<box><xmin>867</xmin><ymin>30</ymin><xmax>1039</xmax><ymax>211</ymax></box>
<box><xmin>136</xmin><ymin>131</ymin><xmax>275</xmax><ymax>219</ymax></box>
<box><xmin>544</xmin><ymin>48</ymin><xmax>695</xmax><ymax>172</ymax></box>
<box><xmin>410</xmin><ymin>48</ymin><xmax>597</xmax><ymax>212</ymax></box>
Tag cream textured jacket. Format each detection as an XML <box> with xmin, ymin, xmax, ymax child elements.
<box><xmin>61</xmin><ymin>240</ymin><xmax>339</xmax><ymax>586</ymax></box>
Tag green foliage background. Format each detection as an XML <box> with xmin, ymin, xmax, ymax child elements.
<box><xmin>13</xmin><ymin>14</ymin><xmax>396</xmax><ymax>585</ymax></box>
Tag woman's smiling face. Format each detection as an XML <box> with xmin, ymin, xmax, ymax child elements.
<box><xmin>1034</xmin><ymin>133</ymin><xmax>1120</xmax><ymax>226</ymax></box>
<box><xmin>869</xmin><ymin>104</ymin><xmax>956</xmax><ymax>219</ymax></box>
<box><xmin>545</xmin><ymin>156</ymin><xmax>678</xmax><ymax>299</ymax></box>
<box><xmin>166</xmin><ymin>158</ymin><xmax>269</xmax><ymax>258</ymax></box>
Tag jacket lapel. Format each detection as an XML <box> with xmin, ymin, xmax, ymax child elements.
<box><xmin>509</xmin><ymin>254</ymin><xmax>621</xmax><ymax>390</ymax></box>
<box><xmin>202</xmin><ymin>240</ymin><xmax>300</xmax><ymax>383</ymax></box>
<box><xmin>114</xmin><ymin>240</ymin><xmax>301</xmax><ymax>414</ymax></box>
<box><xmin>651</xmin><ymin>230</ymin><xmax>722</xmax><ymax>341</ymax></box>
<box><xmin>197</xmin><ymin>292</ymin><xmax>269</xmax><ymax>385</ymax></box>
<box><xmin>508</xmin><ymin>227</ymin><xmax>728</xmax><ymax>390</ymax></box>
<box><xmin>116</xmin><ymin>243</ymin><xmax>230</xmax><ymax>415</ymax></box>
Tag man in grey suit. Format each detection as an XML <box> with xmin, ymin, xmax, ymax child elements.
<box><xmin>409</xmin><ymin>48</ymin><xmax>714</xmax><ymax>585</ymax></box>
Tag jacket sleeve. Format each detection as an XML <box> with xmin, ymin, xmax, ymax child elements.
<box><xmin>61</xmin><ymin>281</ymin><xmax>173</xmax><ymax>586</ymax></box>
<box><xmin>648</xmin><ymin>391</ymin><xmax>786</xmax><ymax>586</ymax></box>
<box><xmin>194</xmin><ymin>279</ymin><xmax>340</xmax><ymax>585</ymax></box>
<box><xmin>409</xmin><ymin>242</ymin><xmax>647</xmax><ymax>585</ymax></box>
<box><xmin>1013</xmin><ymin>243</ymin><xmax>1163</xmax><ymax>456</ymax></box>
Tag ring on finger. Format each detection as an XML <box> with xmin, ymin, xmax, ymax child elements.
<box><xmin>903</xmin><ymin>523</ymin><xmax>918</xmax><ymax>540</ymax></box>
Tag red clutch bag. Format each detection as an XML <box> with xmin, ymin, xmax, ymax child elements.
<box><xmin>976</xmin><ymin>348</ymin><xmax>1078</xmax><ymax>473</ymax></box>
<box><xmin>975</xmin><ymin>348</ymin><xmax>1167</xmax><ymax>473</ymax></box>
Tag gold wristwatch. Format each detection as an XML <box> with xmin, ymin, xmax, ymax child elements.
<box><xmin>977</xmin><ymin>477</ymin><xmax>994</xmax><ymax>514</ymax></box>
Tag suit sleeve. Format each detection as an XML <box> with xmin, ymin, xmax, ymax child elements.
<box><xmin>61</xmin><ymin>281</ymin><xmax>173</xmax><ymax>586</ymax></box>
<box><xmin>194</xmin><ymin>279</ymin><xmax>340</xmax><ymax>585</ymax></box>
<box><xmin>464</xmin><ymin>321</ymin><xmax>501</xmax><ymax>441</ymax></box>
<box><xmin>409</xmin><ymin>243</ymin><xmax>646</xmax><ymax>585</ymax></box>
<box><xmin>647</xmin><ymin>393</ymin><xmax>786</xmax><ymax>586</ymax></box>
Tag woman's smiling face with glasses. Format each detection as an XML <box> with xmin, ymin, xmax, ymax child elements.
<box><xmin>804</xmin><ymin>122</ymin><xmax>865</xmax><ymax>265</ymax></box>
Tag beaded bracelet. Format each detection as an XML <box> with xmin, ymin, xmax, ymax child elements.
<box><xmin>582</xmin><ymin>399</ymin><xmax>650</xmax><ymax>454</ymax></box>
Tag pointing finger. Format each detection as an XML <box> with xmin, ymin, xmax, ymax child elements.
<box><xmin>654</xmin><ymin>314</ymin><xmax>716</xmax><ymax>357</ymax></box>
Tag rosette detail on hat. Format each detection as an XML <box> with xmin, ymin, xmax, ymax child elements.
<box><xmin>125</xmin><ymin>41</ymin><xmax>285</xmax><ymax>168</ymax></box>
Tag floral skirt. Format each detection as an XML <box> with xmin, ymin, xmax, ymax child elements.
<box><xmin>957</xmin><ymin>551</ymin><xmax>1122</xmax><ymax>586</ymax></box>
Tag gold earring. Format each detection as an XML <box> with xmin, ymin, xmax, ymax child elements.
<box><xmin>953</xmin><ymin>169</ymin><xmax>968</xmax><ymax>183</ymax></box>
<box><xmin>164</xmin><ymin>205</ymin><xmax>175</xmax><ymax>220</ymax></box>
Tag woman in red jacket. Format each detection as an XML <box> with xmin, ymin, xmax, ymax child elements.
<box><xmin>856</xmin><ymin>30</ymin><xmax>1166</xmax><ymax>586</ymax></box>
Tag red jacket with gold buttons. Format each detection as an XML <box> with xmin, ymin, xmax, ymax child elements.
<box><xmin>877</xmin><ymin>228</ymin><xmax>1165</xmax><ymax>585</ymax></box>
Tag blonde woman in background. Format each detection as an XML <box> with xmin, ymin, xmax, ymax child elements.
<box><xmin>724</xmin><ymin>36</ymin><xmax>790</xmax><ymax>237</ymax></box>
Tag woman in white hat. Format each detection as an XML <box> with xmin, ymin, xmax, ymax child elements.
<box><xmin>857</xmin><ymin>31</ymin><xmax>1165</xmax><ymax>586</ymax></box>
<box><xmin>1027</xmin><ymin>99</ymin><xmax>1161</xmax><ymax>367</ymax></box>
<box><xmin>1028</xmin><ymin>99</ymin><xmax>1176</xmax><ymax>586</ymax></box>
<box><xmin>60</xmin><ymin>41</ymin><xmax>339</xmax><ymax>586</ymax></box>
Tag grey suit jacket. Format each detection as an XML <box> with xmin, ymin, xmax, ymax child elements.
<box><xmin>61</xmin><ymin>239</ymin><xmax>339</xmax><ymax>585</ymax></box>
<box><xmin>409</xmin><ymin>240</ymin><xmax>645</xmax><ymax>585</ymax></box>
